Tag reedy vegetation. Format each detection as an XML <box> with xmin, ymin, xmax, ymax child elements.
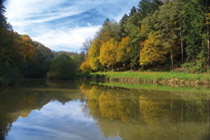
<box><xmin>81</xmin><ymin>0</ymin><xmax>210</xmax><ymax>73</ymax></box>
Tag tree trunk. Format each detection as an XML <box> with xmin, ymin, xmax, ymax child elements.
<box><xmin>170</xmin><ymin>45</ymin><xmax>174</xmax><ymax>70</ymax></box>
<box><xmin>180</xmin><ymin>29</ymin><xmax>184</xmax><ymax>64</ymax></box>
<box><xmin>206</xmin><ymin>0</ymin><xmax>210</xmax><ymax>70</ymax></box>
<box><xmin>181</xmin><ymin>41</ymin><xmax>184</xmax><ymax>64</ymax></box>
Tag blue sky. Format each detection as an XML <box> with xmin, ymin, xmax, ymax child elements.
<box><xmin>5</xmin><ymin>0</ymin><xmax>139</xmax><ymax>52</ymax></box>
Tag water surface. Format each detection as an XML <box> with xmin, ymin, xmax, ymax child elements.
<box><xmin>0</xmin><ymin>80</ymin><xmax>210</xmax><ymax>140</ymax></box>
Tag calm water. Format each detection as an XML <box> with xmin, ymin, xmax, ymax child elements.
<box><xmin>1</xmin><ymin>80</ymin><xmax>210</xmax><ymax>140</ymax></box>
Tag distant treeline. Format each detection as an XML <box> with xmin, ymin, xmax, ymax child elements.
<box><xmin>0</xmin><ymin>0</ymin><xmax>85</xmax><ymax>86</ymax></box>
<box><xmin>81</xmin><ymin>0</ymin><xmax>210</xmax><ymax>73</ymax></box>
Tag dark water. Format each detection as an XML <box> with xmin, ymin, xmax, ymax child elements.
<box><xmin>1</xmin><ymin>80</ymin><xmax>210</xmax><ymax>140</ymax></box>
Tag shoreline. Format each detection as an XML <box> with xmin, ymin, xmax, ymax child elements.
<box><xmin>90</xmin><ymin>71</ymin><xmax>210</xmax><ymax>87</ymax></box>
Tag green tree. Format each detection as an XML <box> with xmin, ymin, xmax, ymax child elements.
<box><xmin>0</xmin><ymin>0</ymin><xmax>23</xmax><ymax>86</ymax></box>
<box><xmin>153</xmin><ymin>1</ymin><xmax>184</xmax><ymax>69</ymax></box>
<box><xmin>206</xmin><ymin>9</ymin><xmax>210</xmax><ymax>70</ymax></box>
<box><xmin>48</xmin><ymin>54</ymin><xmax>77</xmax><ymax>80</ymax></box>
<box><xmin>119</xmin><ymin>14</ymin><xmax>129</xmax><ymax>38</ymax></box>
<box><xmin>123</xmin><ymin>8</ymin><xmax>141</xmax><ymax>70</ymax></box>
<box><xmin>138</xmin><ymin>0</ymin><xmax>163</xmax><ymax>21</ymax></box>
<box><xmin>183</xmin><ymin>0</ymin><xmax>205</xmax><ymax>62</ymax></box>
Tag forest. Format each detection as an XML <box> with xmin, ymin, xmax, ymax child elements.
<box><xmin>0</xmin><ymin>0</ymin><xmax>86</xmax><ymax>86</ymax></box>
<box><xmin>1</xmin><ymin>0</ymin><xmax>210</xmax><ymax>87</ymax></box>
<box><xmin>81</xmin><ymin>0</ymin><xmax>210</xmax><ymax>73</ymax></box>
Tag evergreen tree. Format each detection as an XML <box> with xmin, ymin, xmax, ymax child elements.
<box><xmin>183</xmin><ymin>0</ymin><xmax>205</xmax><ymax>63</ymax></box>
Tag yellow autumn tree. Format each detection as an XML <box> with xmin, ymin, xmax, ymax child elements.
<box><xmin>88</xmin><ymin>39</ymin><xmax>101</xmax><ymax>71</ymax></box>
<box><xmin>116</xmin><ymin>37</ymin><xmax>131</xmax><ymax>67</ymax></box>
<box><xmin>80</xmin><ymin>58</ymin><xmax>92</xmax><ymax>73</ymax></box>
<box><xmin>99</xmin><ymin>91</ymin><xmax>130</xmax><ymax>123</ymax></box>
<box><xmin>140</xmin><ymin>33</ymin><xmax>167</xmax><ymax>66</ymax></box>
<box><xmin>139</xmin><ymin>96</ymin><xmax>168</xmax><ymax>124</ymax></box>
<box><xmin>99</xmin><ymin>38</ymin><xmax>118</xmax><ymax>69</ymax></box>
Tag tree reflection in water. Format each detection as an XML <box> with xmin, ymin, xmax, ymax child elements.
<box><xmin>80</xmin><ymin>83</ymin><xmax>210</xmax><ymax>140</ymax></box>
<box><xmin>1</xmin><ymin>81</ymin><xmax>210</xmax><ymax>140</ymax></box>
<box><xmin>0</xmin><ymin>80</ymin><xmax>84</xmax><ymax>140</ymax></box>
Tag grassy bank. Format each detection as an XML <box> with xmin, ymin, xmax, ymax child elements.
<box><xmin>91</xmin><ymin>71</ymin><xmax>210</xmax><ymax>80</ymax></box>
<box><xmin>90</xmin><ymin>71</ymin><xmax>210</xmax><ymax>86</ymax></box>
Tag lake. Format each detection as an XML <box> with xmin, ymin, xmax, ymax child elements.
<box><xmin>0</xmin><ymin>80</ymin><xmax>210</xmax><ymax>140</ymax></box>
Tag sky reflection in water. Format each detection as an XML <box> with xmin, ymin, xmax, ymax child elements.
<box><xmin>6</xmin><ymin>100</ymin><xmax>120</xmax><ymax>140</ymax></box>
<box><xmin>1</xmin><ymin>81</ymin><xmax>210</xmax><ymax>140</ymax></box>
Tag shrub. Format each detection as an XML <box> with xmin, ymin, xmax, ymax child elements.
<box><xmin>80</xmin><ymin>59</ymin><xmax>92</xmax><ymax>73</ymax></box>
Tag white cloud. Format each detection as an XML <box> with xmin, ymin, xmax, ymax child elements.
<box><xmin>4</xmin><ymin>0</ymin><xmax>139</xmax><ymax>52</ymax></box>
<box><xmin>38</xmin><ymin>101</ymin><xmax>94</xmax><ymax>122</ymax></box>
<box><xmin>8</xmin><ymin>101</ymin><xmax>96</xmax><ymax>140</ymax></box>
<box><xmin>33</xmin><ymin>25</ymin><xmax>101</xmax><ymax>51</ymax></box>
<box><xmin>5</xmin><ymin>0</ymin><xmax>102</xmax><ymax>25</ymax></box>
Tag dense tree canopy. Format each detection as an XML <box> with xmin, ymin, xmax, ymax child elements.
<box><xmin>2</xmin><ymin>0</ymin><xmax>210</xmax><ymax>85</ymax></box>
<box><xmin>81</xmin><ymin>0</ymin><xmax>210</xmax><ymax>73</ymax></box>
